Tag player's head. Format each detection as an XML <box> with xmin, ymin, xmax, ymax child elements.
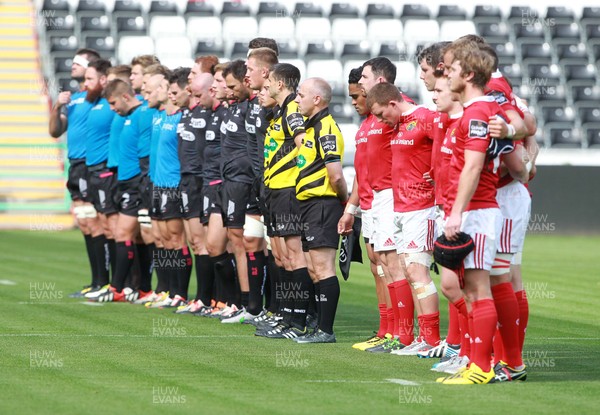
<box><xmin>189</xmin><ymin>55</ymin><xmax>219</xmax><ymax>82</ymax></box>
<box><xmin>248</xmin><ymin>37</ymin><xmax>279</xmax><ymax>56</ymax></box>
<box><xmin>366</xmin><ymin>82</ymin><xmax>404</xmax><ymax>127</ymax></box>
<box><xmin>190</xmin><ymin>72</ymin><xmax>214</xmax><ymax>109</ymax></box>
<box><xmin>359</xmin><ymin>57</ymin><xmax>396</xmax><ymax>93</ymax></box>
<box><xmin>106</xmin><ymin>65</ymin><xmax>131</xmax><ymax>83</ymax></box>
<box><xmin>72</xmin><ymin>48</ymin><xmax>100</xmax><ymax>80</ymax></box>
<box><xmin>348</xmin><ymin>66</ymin><xmax>367</xmax><ymax>117</ymax></box>
<box><xmin>130</xmin><ymin>55</ymin><xmax>160</xmax><ymax>92</ymax></box>
<box><xmin>246</xmin><ymin>47</ymin><xmax>279</xmax><ymax>90</ymax></box>
<box><xmin>105</xmin><ymin>79</ymin><xmax>137</xmax><ymax>116</ymax></box>
<box><xmin>432</xmin><ymin>77</ymin><xmax>461</xmax><ymax>114</ymax></box>
<box><xmin>223</xmin><ymin>60</ymin><xmax>251</xmax><ymax>102</ymax></box>
<box><xmin>168</xmin><ymin>67</ymin><xmax>191</xmax><ymax>108</ymax></box>
<box><xmin>142</xmin><ymin>64</ymin><xmax>170</xmax><ymax>98</ymax></box>
<box><xmin>145</xmin><ymin>71</ymin><xmax>171</xmax><ymax>109</ymax></box>
<box><xmin>211</xmin><ymin>63</ymin><xmax>230</xmax><ymax>101</ymax></box>
<box><xmin>295</xmin><ymin>77</ymin><xmax>331</xmax><ymax>118</ymax></box>
<box><xmin>417</xmin><ymin>41</ymin><xmax>451</xmax><ymax>91</ymax></box>
<box><xmin>258</xmin><ymin>83</ymin><xmax>277</xmax><ymax>108</ymax></box>
<box><xmin>267</xmin><ymin>62</ymin><xmax>300</xmax><ymax>101</ymax></box>
<box><xmin>443</xmin><ymin>39</ymin><xmax>495</xmax><ymax>93</ymax></box>
<box><xmin>84</xmin><ymin>58</ymin><xmax>111</xmax><ymax>102</ymax></box>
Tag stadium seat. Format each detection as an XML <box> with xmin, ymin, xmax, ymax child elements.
<box><xmin>584</xmin><ymin>125</ymin><xmax>600</xmax><ymax>147</ymax></box>
<box><xmin>508</xmin><ymin>6</ymin><xmax>535</xmax><ymax>24</ymax></box>
<box><xmin>118</xmin><ymin>36</ymin><xmax>154</xmax><ymax>64</ymax></box>
<box><xmin>116</xmin><ymin>16</ymin><xmax>147</xmax><ymax>36</ymax></box>
<box><xmin>76</xmin><ymin>0</ymin><xmax>106</xmax><ymax>17</ymax></box>
<box><xmin>258</xmin><ymin>17</ymin><xmax>295</xmax><ymax>42</ymax></box>
<box><xmin>44</xmin><ymin>14</ymin><xmax>75</xmax><ymax>35</ymax></box>
<box><xmin>472</xmin><ymin>5</ymin><xmax>501</xmax><ymax>22</ymax></box>
<box><xmin>57</xmin><ymin>76</ymin><xmax>80</xmax><ymax>92</ymax></box>
<box><xmin>547</xmin><ymin>124</ymin><xmax>582</xmax><ymax>148</ymax></box>
<box><xmin>365</xmin><ymin>3</ymin><xmax>395</xmax><ymax>20</ymax></box>
<box><xmin>53</xmin><ymin>56</ymin><xmax>72</xmax><ymax>74</ymax></box>
<box><xmin>556</xmin><ymin>43</ymin><xmax>589</xmax><ymax>63</ymax></box>
<box><xmin>329</xmin><ymin>3</ymin><xmax>360</xmax><ymax>20</ymax></box>
<box><xmin>295</xmin><ymin>17</ymin><xmax>331</xmax><ymax>42</ymax></box>
<box><xmin>331</xmin><ymin>18</ymin><xmax>367</xmax><ymax>43</ymax></box>
<box><xmin>229</xmin><ymin>41</ymin><xmax>250</xmax><ymax>59</ymax></box>
<box><xmin>294</xmin><ymin>2</ymin><xmax>324</xmax><ymax>17</ymax></box>
<box><xmin>256</xmin><ymin>2</ymin><xmax>287</xmax><ymax>19</ymax></box>
<box><xmin>436</xmin><ymin>5</ymin><xmax>467</xmax><ymax>21</ymax></box>
<box><xmin>42</xmin><ymin>0</ymin><xmax>70</xmax><ymax>16</ymax></box>
<box><xmin>148</xmin><ymin>0</ymin><xmax>178</xmax><ymax>17</ymax></box>
<box><xmin>221</xmin><ymin>1</ymin><xmax>252</xmax><ymax>17</ymax></box>
<box><xmin>540</xmin><ymin>104</ymin><xmax>576</xmax><ymax>124</ymax></box>
<box><xmin>439</xmin><ymin>21</ymin><xmax>477</xmax><ymax>41</ymax></box>
<box><xmin>187</xmin><ymin>17</ymin><xmax>222</xmax><ymax>44</ymax></box>
<box><xmin>304</xmin><ymin>41</ymin><xmax>335</xmax><ymax>60</ymax></box>
<box><xmin>375</xmin><ymin>42</ymin><xmax>407</xmax><ymax>61</ymax></box>
<box><xmin>546</xmin><ymin>6</ymin><xmax>575</xmax><ymax>23</ymax></box>
<box><xmin>113</xmin><ymin>0</ymin><xmax>143</xmax><ymax>17</ymax></box>
<box><xmin>339</xmin><ymin>42</ymin><xmax>371</xmax><ymax>63</ymax></box>
<box><xmin>367</xmin><ymin>19</ymin><xmax>403</xmax><ymax>43</ymax></box>
<box><xmin>149</xmin><ymin>16</ymin><xmax>186</xmax><ymax>39</ymax></box>
<box><xmin>488</xmin><ymin>41</ymin><xmax>517</xmax><ymax>64</ymax></box>
<box><xmin>593</xmin><ymin>42</ymin><xmax>600</xmax><ymax>63</ymax></box>
<box><xmin>306</xmin><ymin>59</ymin><xmax>344</xmax><ymax>91</ymax></box>
<box><xmin>222</xmin><ymin>16</ymin><xmax>258</xmax><ymax>44</ymax></box>
<box><xmin>342</xmin><ymin>59</ymin><xmax>366</xmax><ymax>81</ymax></box>
<box><xmin>155</xmin><ymin>36</ymin><xmax>192</xmax><ymax>61</ymax></box>
<box><xmin>184</xmin><ymin>0</ymin><xmax>216</xmax><ymax>17</ymax></box>
<box><xmin>275</xmin><ymin>40</ymin><xmax>299</xmax><ymax>59</ymax></box>
<box><xmin>497</xmin><ymin>62</ymin><xmax>522</xmax><ymax>84</ymax></box>
<box><xmin>85</xmin><ymin>36</ymin><xmax>116</xmax><ymax>55</ymax></box>
<box><xmin>476</xmin><ymin>22</ymin><xmax>510</xmax><ymax>42</ymax></box>
<box><xmin>513</xmin><ymin>21</ymin><xmax>545</xmax><ymax>40</ymax></box>
<box><xmin>563</xmin><ymin>63</ymin><xmax>597</xmax><ymax>83</ymax></box>
<box><xmin>534</xmin><ymin>85</ymin><xmax>567</xmax><ymax>105</ymax></box>
<box><xmin>403</xmin><ymin>20</ymin><xmax>439</xmax><ymax>53</ymax></box>
<box><xmin>394</xmin><ymin>60</ymin><xmax>416</xmax><ymax>91</ymax></box>
<box><xmin>582</xmin><ymin>7</ymin><xmax>600</xmax><ymax>21</ymax></box>
<box><xmin>329</xmin><ymin>102</ymin><xmax>354</xmax><ymax>123</ymax></box>
<box><xmin>585</xmin><ymin>23</ymin><xmax>600</xmax><ymax>41</ymax></box>
<box><xmin>79</xmin><ymin>16</ymin><xmax>111</xmax><ymax>36</ymax></box>
<box><xmin>526</xmin><ymin>63</ymin><xmax>561</xmax><ymax>85</ymax></box>
<box><xmin>194</xmin><ymin>40</ymin><xmax>225</xmax><ymax>57</ymax></box>
<box><xmin>578</xmin><ymin>105</ymin><xmax>600</xmax><ymax>126</ymax></box>
<box><xmin>48</xmin><ymin>35</ymin><xmax>78</xmax><ymax>54</ymax></box>
<box><xmin>400</xmin><ymin>4</ymin><xmax>431</xmax><ymax>22</ymax></box>
<box><xmin>570</xmin><ymin>85</ymin><xmax>600</xmax><ymax>103</ymax></box>
<box><xmin>550</xmin><ymin>23</ymin><xmax>581</xmax><ymax>41</ymax></box>
<box><xmin>519</xmin><ymin>41</ymin><xmax>552</xmax><ymax>63</ymax></box>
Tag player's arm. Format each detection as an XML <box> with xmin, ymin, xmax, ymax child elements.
<box><xmin>326</xmin><ymin>160</ymin><xmax>348</xmax><ymax>205</ymax></box>
<box><xmin>502</xmin><ymin>146</ymin><xmax>528</xmax><ymax>184</ymax></box>
<box><xmin>294</xmin><ymin>132</ymin><xmax>305</xmax><ymax>148</ymax></box>
<box><xmin>488</xmin><ymin>109</ymin><xmax>527</xmax><ymax>140</ymax></box>
<box><xmin>338</xmin><ymin>175</ymin><xmax>359</xmax><ymax>235</ymax></box>
<box><xmin>49</xmin><ymin>91</ymin><xmax>71</xmax><ymax>138</ymax></box>
<box><xmin>445</xmin><ymin>149</ymin><xmax>485</xmax><ymax>240</ymax></box>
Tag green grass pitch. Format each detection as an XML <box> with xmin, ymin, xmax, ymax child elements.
<box><xmin>1</xmin><ymin>230</ymin><xmax>599</xmax><ymax>414</ymax></box>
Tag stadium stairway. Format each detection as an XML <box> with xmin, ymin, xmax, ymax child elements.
<box><xmin>0</xmin><ymin>0</ymin><xmax>72</xmax><ymax>229</ymax></box>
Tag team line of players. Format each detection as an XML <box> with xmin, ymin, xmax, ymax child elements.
<box><xmin>52</xmin><ymin>34</ymin><xmax>538</xmax><ymax>383</ymax></box>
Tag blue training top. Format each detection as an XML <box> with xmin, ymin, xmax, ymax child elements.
<box><xmin>137</xmin><ymin>100</ymin><xmax>156</xmax><ymax>158</ymax></box>
<box><xmin>65</xmin><ymin>90</ymin><xmax>93</xmax><ymax>160</ymax></box>
<box><xmin>118</xmin><ymin>103</ymin><xmax>144</xmax><ymax>181</ymax></box>
<box><xmin>107</xmin><ymin>114</ymin><xmax>125</xmax><ymax>168</ymax></box>
<box><xmin>149</xmin><ymin>109</ymin><xmax>166</xmax><ymax>181</ymax></box>
<box><xmin>153</xmin><ymin>111</ymin><xmax>182</xmax><ymax>188</ymax></box>
<box><xmin>85</xmin><ymin>97</ymin><xmax>114</xmax><ymax>166</ymax></box>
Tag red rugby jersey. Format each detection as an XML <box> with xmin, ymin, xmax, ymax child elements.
<box><xmin>354</xmin><ymin>117</ymin><xmax>373</xmax><ymax>210</ymax></box>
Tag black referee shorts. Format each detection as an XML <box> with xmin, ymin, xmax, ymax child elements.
<box><xmin>299</xmin><ymin>197</ymin><xmax>343</xmax><ymax>251</ymax></box>
<box><xmin>270</xmin><ymin>187</ymin><xmax>302</xmax><ymax>237</ymax></box>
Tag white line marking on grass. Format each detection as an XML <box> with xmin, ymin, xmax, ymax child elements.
<box><xmin>0</xmin><ymin>279</ymin><xmax>17</xmax><ymax>285</ymax></box>
<box><xmin>79</xmin><ymin>302</ymin><xmax>104</xmax><ymax>306</ymax></box>
<box><xmin>385</xmin><ymin>379</ymin><xmax>420</xmax><ymax>385</ymax></box>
